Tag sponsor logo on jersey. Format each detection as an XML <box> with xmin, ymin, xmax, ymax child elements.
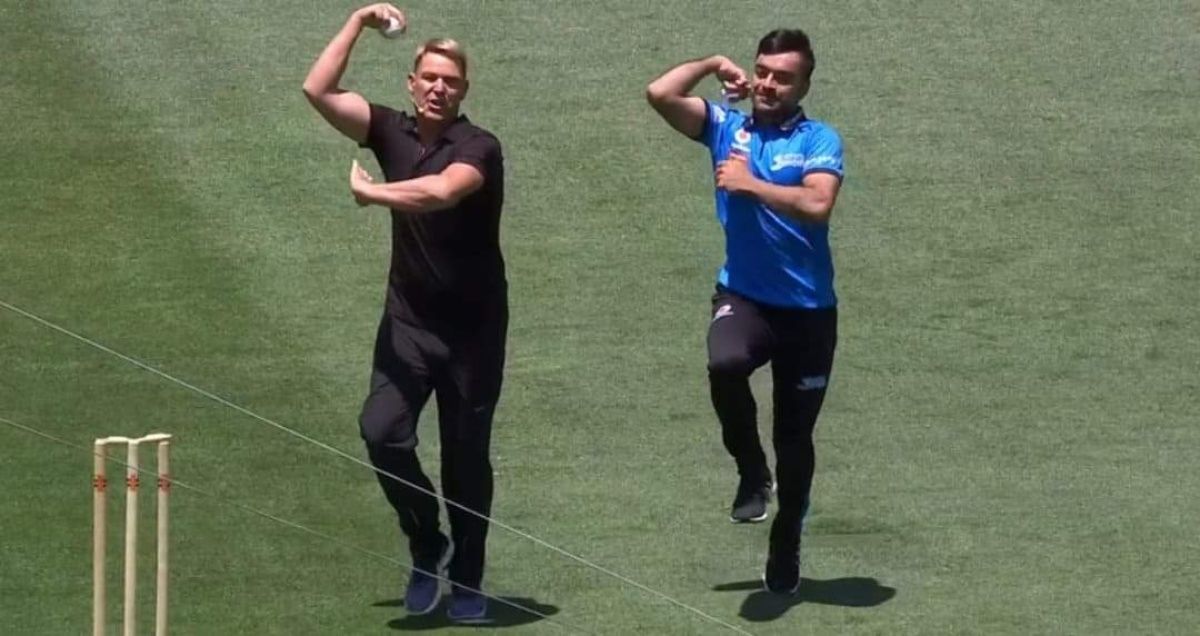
<box><xmin>770</xmin><ymin>153</ymin><xmax>806</xmax><ymax>171</ymax></box>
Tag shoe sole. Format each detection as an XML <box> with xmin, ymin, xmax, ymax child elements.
<box><xmin>729</xmin><ymin>511</ymin><xmax>769</xmax><ymax>523</ymax></box>
<box><xmin>448</xmin><ymin>613</ymin><xmax>493</xmax><ymax>625</ymax></box>
<box><xmin>730</xmin><ymin>482</ymin><xmax>775</xmax><ymax>524</ymax></box>
<box><xmin>407</xmin><ymin>540</ymin><xmax>456</xmax><ymax>617</ymax></box>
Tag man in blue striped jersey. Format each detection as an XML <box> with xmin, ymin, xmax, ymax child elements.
<box><xmin>646</xmin><ymin>29</ymin><xmax>845</xmax><ymax>595</ymax></box>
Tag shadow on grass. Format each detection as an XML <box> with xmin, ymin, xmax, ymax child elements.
<box><xmin>375</xmin><ymin>596</ymin><xmax>560</xmax><ymax>630</ymax></box>
<box><xmin>713</xmin><ymin>577</ymin><xmax>896</xmax><ymax>621</ymax></box>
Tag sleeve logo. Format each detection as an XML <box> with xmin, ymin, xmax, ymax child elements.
<box><xmin>803</xmin><ymin>155</ymin><xmax>840</xmax><ymax>170</ymax></box>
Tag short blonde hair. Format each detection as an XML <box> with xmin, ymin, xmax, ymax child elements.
<box><xmin>412</xmin><ymin>38</ymin><xmax>468</xmax><ymax>76</ymax></box>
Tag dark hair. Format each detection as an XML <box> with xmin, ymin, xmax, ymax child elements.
<box><xmin>756</xmin><ymin>29</ymin><xmax>815</xmax><ymax>79</ymax></box>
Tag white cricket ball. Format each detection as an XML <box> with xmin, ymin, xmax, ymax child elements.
<box><xmin>380</xmin><ymin>16</ymin><xmax>405</xmax><ymax>39</ymax></box>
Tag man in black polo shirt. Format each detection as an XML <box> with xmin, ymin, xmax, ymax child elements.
<box><xmin>302</xmin><ymin>3</ymin><xmax>504</xmax><ymax>623</ymax></box>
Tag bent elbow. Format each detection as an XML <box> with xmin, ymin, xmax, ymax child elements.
<box><xmin>438</xmin><ymin>190</ymin><xmax>464</xmax><ymax>211</ymax></box>
<box><xmin>792</xmin><ymin>197</ymin><xmax>833</xmax><ymax>223</ymax></box>
<box><xmin>645</xmin><ymin>83</ymin><xmax>666</xmax><ymax>106</ymax></box>
<box><xmin>301</xmin><ymin>79</ymin><xmax>332</xmax><ymax>104</ymax></box>
<box><xmin>810</xmin><ymin>201</ymin><xmax>834</xmax><ymax>223</ymax></box>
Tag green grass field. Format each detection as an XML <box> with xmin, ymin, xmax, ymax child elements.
<box><xmin>3</xmin><ymin>1</ymin><xmax>1198</xmax><ymax>633</ymax></box>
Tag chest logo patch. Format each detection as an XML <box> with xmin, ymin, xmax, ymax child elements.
<box><xmin>731</xmin><ymin>128</ymin><xmax>752</xmax><ymax>155</ymax></box>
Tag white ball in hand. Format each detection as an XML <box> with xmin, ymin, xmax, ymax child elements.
<box><xmin>380</xmin><ymin>16</ymin><xmax>405</xmax><ymax>39</ymax></box>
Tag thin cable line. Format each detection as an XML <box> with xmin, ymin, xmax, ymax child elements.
<box><xmin>0</xmin><ymin>299</ymin><xmax>753</xmax><ymax>635</ymax></box>
<box><xmin>0</xmin><ymin>414</ymin><xmax>584</xmax><ymax>633</ymax></box>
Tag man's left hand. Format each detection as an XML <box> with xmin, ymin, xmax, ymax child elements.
<box><xmin>350</xmin><ymin>159</ymin><xmax>375</xmax><ymax>206</ymax></box>
<box><xmin>715</xmin><ymin>153</ymin><xmax>757</xmax><ymax>195</ymax></box>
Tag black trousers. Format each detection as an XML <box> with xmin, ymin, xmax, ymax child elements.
<box><xmin>707</xmin><ymin>285</ymin><xmax>837</xmax><ymax>534</ymax></box>
<box><xmin>359</xmin><ymin>308</ymin><xmax>507</xmax><ymax>590</ymax></box>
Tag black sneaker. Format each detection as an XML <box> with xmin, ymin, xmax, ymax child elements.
<box><xmin>762</xmin><ymin>519</ymin><xmax>801</xmax><ymax>594</ymax></box>
<box><xmin>730</xmin><ymin>479</ymin><xmax>773</xmax><ymax>523</ymax></box>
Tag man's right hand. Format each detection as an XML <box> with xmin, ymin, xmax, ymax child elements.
<box><xmin>304</xmin><ymin>5</ymin><xmax>402</xmax><ymax>144</ymax></box>
<box><xmin>353</xmin><ymin>3</ymin><xmax>407</xmax><ymax>32</ymax></box>
<box><xmin>647</xmin><ymin>55</ymin><xmax>745</xmax><ymax>139</ymax></box>
<box><xmin>713</xmin><ymin>56</ymin><xmax>750</xmax><ymax>102</ymax></box>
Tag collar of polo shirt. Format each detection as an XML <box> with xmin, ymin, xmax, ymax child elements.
<box><xmin>746</xmin><ymin>107</ymin><xmax>808</xmax><ymax>132</ymax></box>
<box><xmin>397</xmin><ymin>112</ymin><xmax>475</xmax><ymax>143</ymax></box>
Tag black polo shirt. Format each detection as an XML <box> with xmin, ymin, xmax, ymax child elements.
<box><xmin>361</xmin><ymin>103</ymin><xmax>506</xmax><ymax>329</ymax></box>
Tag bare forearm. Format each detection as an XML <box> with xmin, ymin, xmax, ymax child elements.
<box><xmin>356</xmin><ymin>176</ymin><xmax>454</xmax><ymax>212</ymax></box>
<box><xmin>302</xmin><ymin>12</ymin><xmax>365</xmax><ymax>96</ymax></box>
<box><xmin>743</xmin><ymin>180</ymin><xmax>836</xmax><ymax>223</ymax></box>
<box><xmin>646</xmin><ymin>56</ymin><xmax>722</xmax><ymax>104</ymax></box>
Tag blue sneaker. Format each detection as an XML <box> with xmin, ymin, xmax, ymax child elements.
<box><xmin>405</xmin><ymin>536</ymin><xmax>453</xmax><ymax>616</ymax></box>
<box><xmin>446</xmin><ymin>589</ymin><xmax>490</xmax><ymax>624</ymax></box>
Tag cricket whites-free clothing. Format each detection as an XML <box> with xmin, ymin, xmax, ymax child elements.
<box><xmin>358</xmin><ymin>103</ymin><xmax>507</xmax><ymax>591</ymax></box>
<box><xmin>698</xmin><ymin>100</ymin><xmax>844</xmax><ymax>309</ymax></box>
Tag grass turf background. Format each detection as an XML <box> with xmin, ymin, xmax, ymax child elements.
<box><xmin>2</xmin><ymin>1</ymin><xmax>1198</xmax><ymax>633</ymax></box>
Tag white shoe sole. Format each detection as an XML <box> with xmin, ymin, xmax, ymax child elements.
<box><xmin>730</xmin><ymin>511</ymin><xmax>769</xmax><ymax>523</ymax></box>
<box><xmin>730</xmin><ymin>482</ymin><xmax>775</xmax><ymax>523</ymax></box>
